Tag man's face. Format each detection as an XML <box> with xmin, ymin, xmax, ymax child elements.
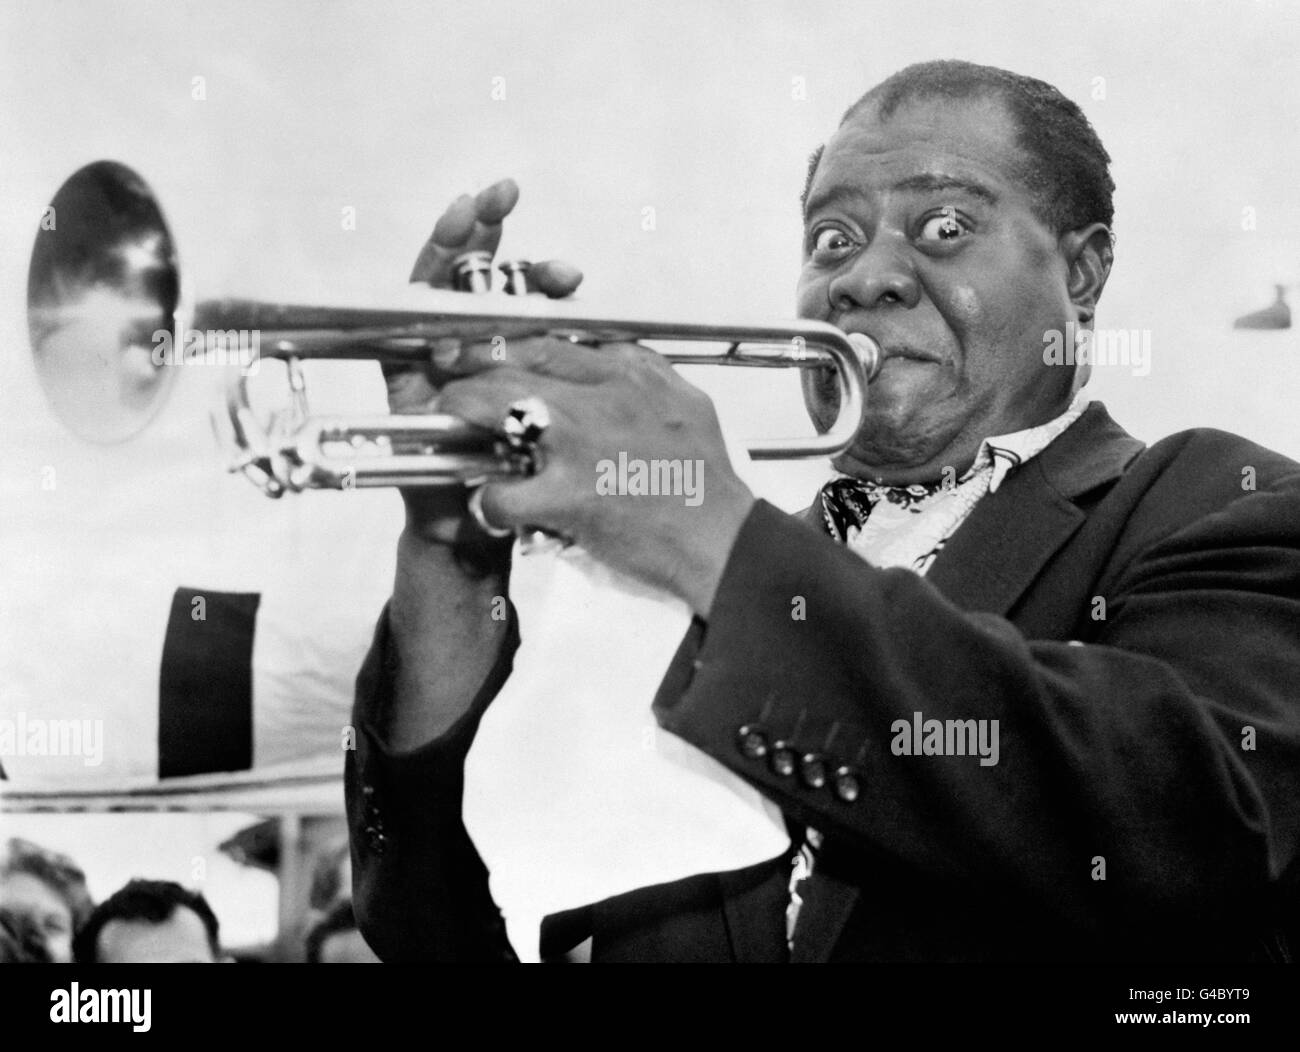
<box><xmin>0</xmin><ymin>872</ymin><xmax>74</xmax><ymax>963</ymax></box>
<box><xmin>797</xmin><ymin>94</ymin><xmax>1080</xmax><ymax>482</ymax></box>
<box><xmin>96</xmin><ymin>906</ymin><xmax>217</xmax><ymax>963</ymax></box>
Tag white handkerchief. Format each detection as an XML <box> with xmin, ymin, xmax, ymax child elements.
<box><xmin>462</xmin><ymin>442</ymin><xmax>790</xmax><ymax>961</ymax></box>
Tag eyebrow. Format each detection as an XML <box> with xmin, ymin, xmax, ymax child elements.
<box><xmin>803</xmin><ymin>173</ymin><xmax>999</xmax><ymax>219</ymax></box>
<box><xmin>890</xmin><ymin>174</ymin><xmax>999</xmax><ymax>204</ymax></box>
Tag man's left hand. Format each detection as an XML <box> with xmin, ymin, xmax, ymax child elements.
<box><xmin>433</xmin><ymin>337</ymin><xmax>756</xmax><ymax>617</ymax></box>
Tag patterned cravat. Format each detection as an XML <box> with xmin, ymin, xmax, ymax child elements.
<box><xmin>819</xmin><ymin>476</ymin><xmax>949</xmax><ymax>542</ymax></box>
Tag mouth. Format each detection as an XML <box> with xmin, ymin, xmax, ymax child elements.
<box><xmin>836</xmin><ymin>323</ymin><xmax>940</xmax><ymax>367</ymax></box>
<box><xmin>881</xmin><ymin>349</ymin><xmax>939</xmax><ymax>364</ymax></box>
<box><xmin>845</xmin><ymin>334</ymin><xmax>939</xmax><ymax>367</ymax></box>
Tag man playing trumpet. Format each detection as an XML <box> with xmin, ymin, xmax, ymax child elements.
<box><xmin>346</xmin><ymin>60</ymin><xmax>1300</xmax><ymax>962</ymax></box>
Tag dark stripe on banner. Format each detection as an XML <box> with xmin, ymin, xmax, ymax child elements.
<box><xmin>158</xmin><ymin>588</ymin><xmax>259</xmax><ymax>778</ymax></box>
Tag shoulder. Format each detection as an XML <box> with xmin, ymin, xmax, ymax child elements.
<box><xmin>1108</xmin><ymin>426</ymin><xmax>1300</xmax><ymax>575</ymax></box>
<box><xmin>1143</xmin><ymin>426</ymin><xmax>1299</xmax><ymax>483</ymax></box>
<box><xmin>1123</xmin><ymin>426</ymin><xmax>1300</xmax><ymax>517</ymax></box>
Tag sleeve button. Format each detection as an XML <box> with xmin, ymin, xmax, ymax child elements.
<box><xmin>833</xmin><ymin>765</ymin><xmax>862</xmax><ymax>803</ymax></box>
<box><xmin>799</xmin><ymin>753</ymin><xmax>828</xmax><ymax>789</ymax></box>
<box><xmin>736</xmin><ymin>724</ymin><xmax>770</xmax><ymax>761</ymax></box>
<box><xmin>769</xmin><ymin>740</ymin><xmax>797</xmax><ymax>778</ymax></box>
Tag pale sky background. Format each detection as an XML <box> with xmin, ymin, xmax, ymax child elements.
<box><xmin>2</xmin><ymin>0</ymin><xmax>1299</xmax><ymax>943</ymax></box>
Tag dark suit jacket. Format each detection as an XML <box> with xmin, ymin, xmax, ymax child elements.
<box><xmin>346</xmin><ymin>402</ymin><xmax>1300</xmax><ymax>961</ymax></box>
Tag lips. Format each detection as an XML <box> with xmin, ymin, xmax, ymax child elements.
<box><xmin>847</xmin><ymin>334</ymin><xmax>937</xmax><ymax>365</ymax></box>
<box><xmin>835</xmin><ymin>319</ymin><xmax>930</xmax><ymax>362</ymax></box>
<box><xmin>831</xmin><ymin>313</ymin><xmax>946</xmax><ymax>373</ymax></box>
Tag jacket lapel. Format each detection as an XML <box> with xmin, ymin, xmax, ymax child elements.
<box><xmin>924</xmin><ymin>402</ymin><xmax>1145</xmax><ymax>614</ymax></box>
<box><xmin>718</xmin><ymin>857</ymin><xmax>796</xmax><ymax>962</ymax></box>
<box><xmin>787</xmin><ymin>869</ymin><xmax>862</xmax><ymax>963</ymax></box>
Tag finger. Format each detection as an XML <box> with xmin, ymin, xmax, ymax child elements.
<box><xmin>528</xmin><ymin>259</ymin><xmax>584</xmax><ymax>299</ymax></box>
<box><xmin>381</xmin><ymin>363</ymin><xmax>439</xmax><ymax>413</ymax></box>
<box><xmin>473</xmin><ymin>179</ymin><xmax>519</xmax><ymax>224</ymax></box>
<box><xmin>476</xmin><ymin>474</ymin><xmax>554</xmax><ymax>533</ymax></box>
<box><xmin>381</xmin><ymin>334</ymin><xmax>466</xmax><ymax>395</ymax></box>
<box><xmin>408</xmin><ymin>178</ymin><xmax>520</xmax><ymax>285</ymax></box>
<box><xmin>407</xmin><ymin>195</ymin><xmax>478</xmax><ymax>283</ymax></box>
<box><xmin>407</xmin><ymin>217</ymin><xmax>504</xmax><ymax>286</ymax></box>
<box><xmin>434</xmin><ymin>369</ymin><xmax>554</xmax><ymax>432</ymax></box>
<box><xmin>440</xmin><ymin>371</ymin><xmax>580</xmax><ymax>532</ymax></box>
<box><xmin>446</xmin><ymin>336</ymin><xmax>627</xmax><ymax>382</ymax></box>
<box><xmin>431</xmin><ymin>194</ymin><xmax>478</xmax><ymax>245</ymax></box>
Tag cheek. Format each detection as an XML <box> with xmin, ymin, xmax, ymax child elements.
<box><xmin>933</xmin><ymin>267</ymin><xmax>1054</xmax><ymax>377</ymax></box>
<box><xmin>927</xmin><ymin>282</ymin><xmax>989</xmax><ymax>369</ymax></box>
<box><xmin>947</xmin><ymin>285</ymin><xmax>983</xmax><ymax>327</ymax></box>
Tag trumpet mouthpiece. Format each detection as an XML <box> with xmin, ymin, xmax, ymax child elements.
<box><xmin>847</xmin><ymin>331</ymin><xmax>882</xmax><ymax>383</ymax></box>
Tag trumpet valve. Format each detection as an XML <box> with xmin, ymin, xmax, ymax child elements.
<box><xmin>451</xmin><ymin>250</ymin><xmax>495</xmax><ymax>293</ymax></box>
<box><xmin>497</xmin><ymin>259</ymin><xmax>532</xmax><ymax>296</ymax></box>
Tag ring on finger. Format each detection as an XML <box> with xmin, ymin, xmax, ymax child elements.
<box><xmin>467</xmin><ymin>485</ymin><xmax>513</xmax><ymax>538</ymax></box>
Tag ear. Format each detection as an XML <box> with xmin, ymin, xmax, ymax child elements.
<box><xmin>1058</xmin><ymin>223</ymin><xmax>1113</xmax><ymax>323</ymax></box>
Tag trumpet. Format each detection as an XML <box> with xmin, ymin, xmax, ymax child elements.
<box><xmin>27</xmin><ymin>161</ymin><xmax>880</xmax><ymax>497</ymax></box>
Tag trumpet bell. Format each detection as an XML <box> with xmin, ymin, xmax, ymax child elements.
<box><xmin>27</xmin><ymin>160</ymin><xmax>182</xmax><ymax>443</ymax></box>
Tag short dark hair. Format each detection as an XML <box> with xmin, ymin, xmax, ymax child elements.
<box><xmin>802</xmin><ymin>60</ymin><xmax>1115</xmax><ymax>235</ymax></box>
<box><xmin>304</xmin><ymin>899</ymin><xmax>361</xmax><ymax>964</ymax></box>
<box><xmin>73</xmin><ymin>879</ymin><xmax>221</xmax><ymax>963</ymax></box>
<box><xmin>1</xmin><ymin>838</ymin><xmax>94</xmax><ymax>932</ymax></box>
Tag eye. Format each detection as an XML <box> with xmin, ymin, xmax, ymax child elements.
<box><xmin>918</xmin><ymin>207</ymin><xmax>969</xmax><ymax>243</ymax></box>
<box><xmin>809</xmin><ymin>226</ymin><xmax>855</xmax><ymax>262</ymax></box>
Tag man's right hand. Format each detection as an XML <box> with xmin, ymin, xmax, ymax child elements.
<box><xmin>371</xmin><ymin>180</ymin><xmax>582</xmax><ymax>751</ymax></box>
<box><xmin>390</xmin><ymin>178</ymin><xmax>583</xmax><ymax>545</ymax></box>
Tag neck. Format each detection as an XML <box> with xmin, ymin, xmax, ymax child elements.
<box><xmin>835</xmin><ymin>449</ymin><xmax>977</xmax><ymax>487</ymax></box>
<box><xmin>836</xmin><ymin>392</ymin><xmax>1078</xmax><ymax>486</ymax></box>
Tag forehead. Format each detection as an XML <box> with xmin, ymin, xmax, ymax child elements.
<box><xmin>809</xmin><ymin>94</ymin><xmax>1033</xmax><ymax>211</ymax></box>
<box><xmin>0</xmin><ymin>872</ymin><xmax>69</xmax><ymax>917</ymax></box>
<box><xmin>97</xmin><ymin>907</ymin><xmax>213</xmax><ymax>962</ymax></box>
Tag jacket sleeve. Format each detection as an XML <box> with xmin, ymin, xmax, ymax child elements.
<box><xmin>346</xmin><ymin>603</ymin><xmax>520</xmax><ymax>962</ymax></box>
<box><xmin>652</xmin><ymin>481</ymin><xmax>1300</xmax><ymax>935</ymax></box>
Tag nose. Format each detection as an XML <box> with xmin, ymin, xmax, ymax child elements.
<box><xmin>826</xmin><ymin>233</ymin><xmax>920</xmax><ymax>312</ymax></box>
